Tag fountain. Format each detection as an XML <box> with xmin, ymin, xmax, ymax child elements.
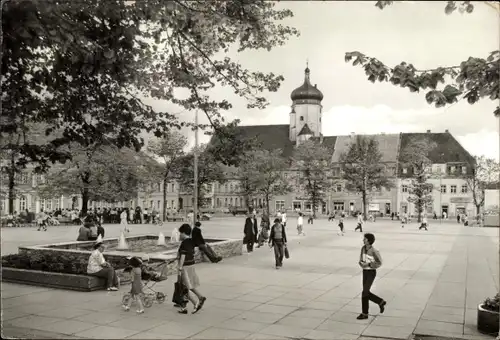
<box><xmin>157</xmin><ymin>232</ymin><xmax>166</xmax><ymax>246</ymax></box>
<box><xmin>116</xmin><ymin>232</ymin><xmax>129</xmax><ymax>250</ymax></box>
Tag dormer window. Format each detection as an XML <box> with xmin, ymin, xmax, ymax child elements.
<box><xmin>461</xmin><ymin>166</ymin><xmax>467</xmax><ymax>175</ymax></box>
<box><xmin>402</xmin><ymin>168</ymin><xmax>408</xmax><ymax>174</ymax></box>
<box><xmin>300</xmin><ymin>116</ymin><xmax>304</xmax><ymax>121</ymax></box>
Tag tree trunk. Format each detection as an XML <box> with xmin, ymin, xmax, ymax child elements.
<box><xmin>81</xmin><ymin>187</ymin><xmax>89</xmax><ymax>215</ymax></box>
<box><xmin>476</xmin><ymin>204</ymin><xmax>481</xmax><ymax>216</ymax></box>
<box><xmin>8</xmin><ymin>170</ymin><xmax>15</xmax><ymax>214</ymax></box>
<box><xmin>362</xmin><ymin>190</ymin><xmax>367</xmax><ymax>221</ymax></box>
<box><xmin>163</xmin><ymin>178</ymin><xmax>168</xmax><ymax>221</ymax></box>
<box><xmin>265</xmin><ymin>194</ymin><xmax>270</xmax><ymax>217</ymax></box>
<box><xmin>416</xmin><ymin>201</ymin><xmax>423</xmax><ymax>223</ymax></box>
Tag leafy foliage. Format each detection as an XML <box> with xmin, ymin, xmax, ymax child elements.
<box><xmin>483</xmin><ymin>293</ymin><xmax>500</xmax><ymax>313</ymax></box>
<box><xmin>463</xmin><ymin>156</ymin><xmax>500</xmax><ymax>215</ymax></box>
<box><xmin>2</xmin><ymin>0</ymin><xmax>299</xmax><ymax>169</ymax></box>
<box><xmin>206</xmin><ymin>119</ymin><xmax>263</xmax><ymax>167</ymax></box>
<box><xmin>251</xmin><ymin>149</ymin><xmax>292</xmax><ymax>217</ymax></box>
<box><xmin>236</xmin><ymin>154</ymin><xmax>261</xmax><ymax>211</ymax></box>
<box><xmin>37</xmin><ymin>144</ymin><xmax>155</xmax><ymax>213</ymax></box>
<box><xmin>176</xmin><ymin>146</ymin><xmax>226</xmax><ymax>208</ymax></box>
<box><xmin>339</xmin><ymin>136</ymin><xmax>394</xmax><ymax>220</ymax></box>
<box><xmin>293</xmin><ymin>140</ymin><xmax>333</xmax><ymax>216</ymax></box>
<box><xmin>346</xmin><ymin>1</ymin><xmax>499</xmax><ymax>117</ymax></box>
<box><xmin>147</xmin><ymin>131</ymin><xmax>187</xmax><ymax>219</ymax></box>
<box><xmin>400</xmin><ymin>137</ymin><xmax>437</xmax><ymax>222</ymax></box>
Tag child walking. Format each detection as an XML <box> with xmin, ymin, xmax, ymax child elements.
<box><xmin>123</xmin><ymin>257</ymin><xmax>145</xmax><ymax>314</ymax></box>
<box><xmin>338</xmin><ymin>212</ymin><xmax>345</xmax><ymax>236</ymax></box>
<box><xmin>297</xmin><ymin>213</ymin><xmax>304</xmax><ymax>236</ymax></box>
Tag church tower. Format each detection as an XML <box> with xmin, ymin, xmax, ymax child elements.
<box><xmin>289</xmin><ymin>65</ymin><xmax>323</xmax><ymax>144</ymax></box>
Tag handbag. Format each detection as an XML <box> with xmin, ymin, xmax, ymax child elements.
<box><xmin>172</xmin><ymin>277</ymin><xmax>189</xmax><ymax>306</ymax></box>
<box><xmin>284</xmin><ymin>245</ymin><xmax>290</xmax><ymax>259</ymax></box>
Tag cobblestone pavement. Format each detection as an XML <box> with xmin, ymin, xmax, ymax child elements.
<box><xmin>1</xmin><ymin>217</ymin><xmax>498</xmax><ymax>339</ymax></box>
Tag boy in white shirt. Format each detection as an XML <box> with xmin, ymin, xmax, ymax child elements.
<box><xmin>297</xmin><ymin>213</ymin><xmax>304</xmax><ymax>236</ymax></box>
<box><xmin>281</xmin><ymin>210</ymin><xmax>287</xmax><ymax>227</ymax></box>
<box><xmin>419</xmin><ymin>215</ymin><xmax>428</xmax><ymax>231</ymax></box>
<box><xmin>355</xmin><ymin>213</ymin><xmax>364</xmax><ymax>232</ymax></box>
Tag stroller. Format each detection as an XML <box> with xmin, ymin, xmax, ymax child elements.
<box><xmin>122</xmin><ymin>258</ymin><xmax>168</xmax><ymax>308</ymax></box>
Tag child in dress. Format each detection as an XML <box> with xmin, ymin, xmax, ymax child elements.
<box><xmin>338</xmin><ymin>213</ymin><xmax>345</xmax><ymax>236</ymax></box>
<box><xmin>123</xmin><ymin>257</ymin><xmax>145</xmax><ymax>314</ymax></box>
<box><xmin>297</xmin><ymin>213</ymin><xmax>304</xmax><ymax>236</ymax></box>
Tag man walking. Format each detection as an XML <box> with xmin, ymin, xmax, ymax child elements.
<box><xmin>419</xmin><ymin>215</ymin><xmax>428</xmax><ymax>231</ymax></box>
<box><xmin>243</xmin><ymin>213</ymin><xmax>258</xmax><ymax>253</ymax></box>
<box><xmin>192</xmin><ymin>222</ymin><xmax>222</xmax><ymax>263</ymax></box>
<box><xmin>269</xmin><ymin>218</ymin><xmax>287</xmax><ymax>269</ymax></box>
<box><xmin>355</xmin><ymin>212</ymin><xmax>363</xmax><ymax>232</ymax></box>
<box><xmin>357</xmin><ymin>233</ymin><xmax>386</xmax><ymax>320</ymax></box>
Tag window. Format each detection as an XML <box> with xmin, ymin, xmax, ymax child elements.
<box><xmin>450</xmin><ymin>185</ymin><xmax>457</xmax><ymax>194</ymax></box>
<box><xmin>461</xmin><ymin>185</ymin><xmax>468</xmax><ymax>193</ymax></box>
<box><xmin>440</xmin><ymin>185</ymin><xmax>447</xmax><ymax>193</ymax></box>
<box><xmin>461</xmin><ymin>166</ymin><xmax>467</xmax><ymax>175</ymax></box>
<box><xmin>171</xmin><ymin>200</ymin><xmax>175</xmax><ymax>208</ymax></box>
<box><xmin>19</xmin><ymin>196</ymin><xmax>27</xmax><ymax>211</ymax></box>
<box><xmin>54</xmin><ymin>198</ymin><xmax>60</xmax><ymax>209</ymax></box>
<box><xmin>402</xmin><ymin>168</ymin><xmax>408</xmax><ymax>174</ymax></box>
<box><xmin>293</xmin><ymin>201</ymin><xmax>302</xmax><ymax>211</ymax></box>
<box><xmin>217</xmin><ymin>198</ymin><xmax>221</xmax><ymax>207</ymax></box>
<box><xmin>300</xmin><ymin>116</ymin><xmax>304</xmax><ymax>121</ymax></box>
<box><xmin>275</xmin><ymin>200</ymin><xmax>285</xmax><ymax>212</ymax></box>
<box><xmin>333</xmin><ymin>201</ymin><xmax>344</xmax><ymax>211</ymax></box>
<box><xmin>235</xmin><ymin>197</ymin><xmax>239</xmax><ymax>206</ymax></box>
<box><xmin>45</xmin><ymin>199</ymin><xmax>52</xmax><ymax>211</ymax></box>
<box><xmin>150</xmin><ymin>200</ymin><xmax>153</xmax><ymax>208</ymax></box>
<box><xmin>157</xmin><ymin>200</ymin><xmax>161</xmax><ymax>209</ymax></box>
<box><xmin>336</xmin><ymin>184</ymin><xmax>342</xmax><ymax>192</ymax></box>
<box><xmin>402</xmin><ymin>185</ymin><xmax>408</xmax><ymax>193</ymax></box>
<box><xmin>224</xmin><ymin>198</ymin><xmax>228</xmax><ymax>207</ymax></box>
<box><xmin>305</xmin><ymin>202</ymin><xmax>312</xmax><ymax>211</ymax></box>
<box><xmin>230</xmin><ymin>184</ymin><xmax>233</xmax><ymax>192</ymax></box>
<box><xmin>332</xmin><ymin>167</ymin><xmax>340</xmax><ymax>177</ymax></box>
<box><xmin>230</xmin><ymin>197</ymin><xmax>233</xmax><ymax>206</ymax></box>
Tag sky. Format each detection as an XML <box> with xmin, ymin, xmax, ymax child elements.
<box><xmin>144</xmin><ymin>1</ymin><xmax>499</xmax><ymax>160</ymax></box>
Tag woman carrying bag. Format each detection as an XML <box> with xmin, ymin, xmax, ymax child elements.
<box><xmin>269</xmin><ymin>218</ymin><xmax>288</xmax><ymax>269</ymax></box>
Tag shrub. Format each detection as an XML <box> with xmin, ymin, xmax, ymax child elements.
<box><xmin>483</xmin><ymin>293</ymin><xmax>500</xmax><ymax>313</ymax></box>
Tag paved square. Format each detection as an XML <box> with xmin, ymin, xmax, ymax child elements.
<box><xmin>1</xmin><ymin>217</ymin><xmax>498</xmax><ymax>339</ymax></box>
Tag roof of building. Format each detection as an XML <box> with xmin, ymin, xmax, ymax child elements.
<box><xmin>330</xmin><ymin>134</ymin><xmax>400</xmax><ymax>163</ymax></box>
<box><xmin>399</xmin><ymin>132</ymin><xmax>475</xmax><ymax>164</ymax></box>
<box><xmin>234</xmin><ymin>124</ymin><xmax>295</xmax><ymax>157</ymax></box>
<box><xmin>290</xmin><ymin>67</ymin><xmax>323</xmax><ymax>102</ymax></box>
<box><xmin>297</xmin><ymin>124</ymin><xmax>313</xmax><ymax>136</ymax></box>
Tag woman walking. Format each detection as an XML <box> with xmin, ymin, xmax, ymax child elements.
<box><xmin>357</xmin><ymin>233</ymin><xmax>386</xmax><ymax>320</ymax></box>
<box><xmin>269</xmin><ymin>218</ymin><xmax>287</xmax><ymax>269</ymax></box>
<box><xmin>177</xmin><ymin>224</ymin><xmax>207</xmax><ymax>314</ymax></box>
<box><xmin>120</xmin><ymin>209</ymin><xmax>129</xmax><ymax>232</ymax></box>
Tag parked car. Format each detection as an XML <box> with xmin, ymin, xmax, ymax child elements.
<box><xmin>200</xmin><ymin>213</ymin><xmax>211</xmax><ymax>221</ymax></box>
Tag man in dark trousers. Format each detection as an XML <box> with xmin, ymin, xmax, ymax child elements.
<box><xmin>269</xmin><ymin>218</ymin><xmax>287</xmax><ymax>269</ymax></box>
<box><xmin>243</xmin><ymin>212</ymin><xmax>258</xmax><ymax>253</ymax></box>
<box><xmin>191</xmin><ymin>222</ymin><xmax>221</xmax><ymax>263</ymax></box>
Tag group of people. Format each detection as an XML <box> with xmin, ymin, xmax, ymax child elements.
<box><xmin>243</xmin><ymin>210</ymin><xmax>289</xmax><ymax>269</ymax></box>
<box><xmin>83</xmin><ymin>219</ymin><xmax>219</xmax><ymax>315</ymax></box>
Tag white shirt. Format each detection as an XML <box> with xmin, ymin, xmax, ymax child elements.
<box><xmin>297</xmin><ymin>216</ymin><xmax>303</xmax><ymax>225</ymax></box>
<box><xmin>357</xmin><ymin>215</ymin><xmax>363</xmax><ymax>224</ymax></box>
<box><xmin>282</xmin><ymin>213</ymin><xmax>287</xmax><ymax>223</ymax></box>
<box><xmin>120</xmin><ymin>211</ymin><xmax>127</xmax><ymax>220</ymax></box>
<box><xmin>277</xmin><ymin>212</ymin><xmax>282</xmax><ymax>219</ymax></box>
<box><xmin>87</xmin><ymin>250</ymin><xmax>106</xmax><ymax>274</ymax></box>
<box><xmin>171</xmin><ymin>228</ymin><xmax>180</xmax><ymax>243</ymax></box>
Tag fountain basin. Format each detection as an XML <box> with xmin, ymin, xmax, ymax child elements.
<box><xmin>3</xmin><ymin>235</ymin><xmax>242</xmax><ymax>291</ymax></box>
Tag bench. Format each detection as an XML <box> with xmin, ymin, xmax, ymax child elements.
<box><xmin>167</xmin><ymin>216</ymin><xmax>184</xmax><ymax>222</ymax></box>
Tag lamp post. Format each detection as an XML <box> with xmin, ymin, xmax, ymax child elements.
<box><xmin>193</xmin><ymin>110</ymin><xmax>199</xmax><ymax>225</ymax></box>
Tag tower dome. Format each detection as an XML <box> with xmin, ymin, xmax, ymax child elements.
<box><xmin>290</xmin><ymin>67</ymin><xmax>323</xmax><ymax>102</ymax></box>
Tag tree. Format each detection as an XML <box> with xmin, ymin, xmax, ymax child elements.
<box><xmin>293</xmin><ymin>140</ymin><xmax>333</xmax><ymax>217</ymax></box>
<box><xmin>206</xmin><ymin>119</ymin><xmax>262</xmax><ymax>167</ymax></box>
<box><xmin>0</xmin><ymin>123</ymin><xmax>61</xmax><ymax>214</ymax></box>
<box><xmin>400</xmin><ymin>137</ymin><xmax>437</xmax><ymax>222</ymax></box>
<box><xmin>345</xmin><ymin>1</ymin><xmax>499</xmax><ymax>117</ymax></box>
<box><xmin>176</xmin><ymin>146</ymin><xmax>226</xmax><ymax>209</ymax></box>
<box><xmin>147</xmin><ymin>131</ymin><xmax>187</xmax><ymax>220</ymax></box>
<box><xmin>37</xmin><ymin>144</ymin><xmax>150</xmax><ymax>214</ymax></box>
<box><xmin>463</xmin><ymin>156</ymin><xmax>500</xmax><ymax>216</ymax></box>
<box><xmin>3</xmin><ymin>0</ymin><xmax>298</xmax><ymax>169</ymax></box>
<box><xmin>339</xmin><ymin>136</ymin><xmax>394</xmax><ymax>220</ymax></box>
<box><xmin>252</xmin><ymin>149</ymin><xmax>292</xmax><ymax>217</ymax></box>
<box><xmin>236</xmin><ymin>152</ymin><xmax>261</xmax><ymax>211</ymax></box>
